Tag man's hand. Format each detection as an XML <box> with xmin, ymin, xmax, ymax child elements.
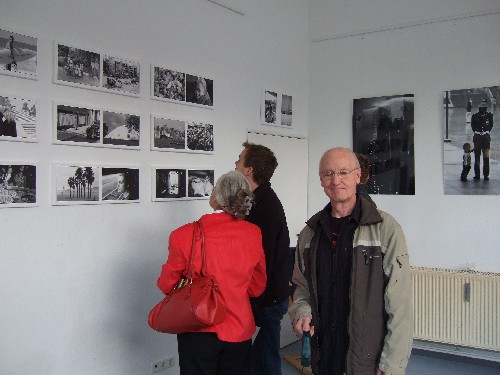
<box><xmin>293</xmin><ymin>316</ymin><xmax>314</xmax><ymax>337</ymax></box>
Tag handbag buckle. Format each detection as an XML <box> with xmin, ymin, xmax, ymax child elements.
<box><xmin>175</xmin><ymin>278</ymin><xmax>193</xmax><ymax>289</ymax></box>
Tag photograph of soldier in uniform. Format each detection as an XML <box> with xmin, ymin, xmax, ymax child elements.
<box><xmin>281</xmin><ymin>94</ymin><xmax>293</xmax><ymax>127</ymax></box>
<box><xmin>152</xmin><ymin>67</ymin><xmax>185</xmax><ymax>102</ymax></box>
<box><xmin>261</xmin><ymin>90</ymin><xmax>277</xmax><ymax>125</ymax></box>
<box><xmin>0</xmin><ymin>28</ymin><xmax>37</xmax><ymax>77</ymax></box>
<box><xmin>1</xmin><ymin>95</ymin><xmax>36</xmax><ymax>141</ymax></box>
<box><xmin>54</xmin><ymin>165</ymin><xmax>99</xmax><ymax>204</ymax></box>
<box><xmin>155</xmin><ymin>168</ymin><xmax>187</xmax><ymax>200</ymax></box>
<box><xmin>443</xmin><ymin>86</ymin><xmax>499</xmax><ymax>195</ymax></box>
<box><xmin>152</xmin><ymin>117</ymin><xmax>185</xmax><ymax>150</ymax></box>
<box><xmin>187</xmin><ymin>122</ymin><xmax>214</xmax><ymax>152</ymax></box>
<box><xmin>56</xmin><ymin>104</ymin><xmax>101</xmax><ymax>144</ymax></box>
<box><xmin>102</xmin><ymin>167</ymin><xmax>139</xmax><ymax>202</ymax></box>
<box><xmin>352</xmin><ymin>94</ymin><xmax>415</xmax><ymax>195</ymax></box>
<box><xmin>103</xmin><ymin>111</ymin><xmax>140</xmax><ymax>148</ymax></box>
<box><xmin>57</xmin><ymin>44</ymin><xmax>100</xmax><ymax>87</ymax></box>
<box><xmin>0</xmin><ymin>164</ymin><xmax>36</xmax><ymax>206</ymax></box>
<box><xmin>187</xmin><ymin>169</ymin><xmax>214</xmax><ymax>198</ymax></box>
<box><xmin>185</xmin><ymin>74</ymin><xmax>213</xmax><ymax>107</ymax></box>
<box><xmin>103</xmin><ymin>56</ymin><xmax>140</xmax><ymax>95</ymax></box>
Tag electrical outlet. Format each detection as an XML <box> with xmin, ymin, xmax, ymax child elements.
<box><xmin>152</xmin><ymin>355</ymin><xmax>175</xmax><ymax>373</ymax></box>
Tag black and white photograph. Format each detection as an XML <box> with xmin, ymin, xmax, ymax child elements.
<box><xmin>102</xmin><ymin>167</ymin><xmax>139</xmax><ymax>202</ymax></box>
<box><xmin>53</xmin><ymin>165</ymin><xmax>99</xmax><ymax>204</ymax></box>
<box><xmin>0</xmin><ymin>164</ymin><xmax>36</xmax><ymax>207</ymax></box>
<box><xmin>352</xmin><ymin>94</ymin><xmax>415</xmax><ymax>195</ymax></box>
<box><xmin>152</xmin><ymin>66</ymin><xmax>185</xmax><ymax>102</ymax></box>
<box><xmin>56</xmin><ymin>43</ymin><xmax>100</xmax><ymax>87</ymax></box>
<box><xmin>154</xmin><ymin>168</ymin><xmax>187</xmax><ymax>200</ymax></box>
<box><xmin>1</xmin><ymin>95</ymin><xmax>37</xmax><ymax>141</ymax></box>
<box><xmin>0</xmin><ymin>28</ymin><xmax>37</xmax><ymax>78</ymax></box>
<box><xmin>261</xmin><ymin>90</ymin><xmax>278</xmax><ymax>125</ymax></box>
<box><xmin>103</xmin><ymin>56</ymin><xmax>140</xmax><ymax>95</ymax></box>
<box><xmin>281</xmin><ymin>94</ymin><xmax>292</xmax><ymax>127</ymax></box>
<box><xmin>443</xmin><ymin>86</ymin><xmax>499</xmax><ymax>195</ymax></box>
<box><xmin>187</xmin><ymin>122</ymin><xmax>214</xmax><ymax>152</ymax></box>
<box><xmin>186</xmin><ymin>74</ymin><xmax>213</xmax><ymax>107</ymax></box>
<box><xmin>55</xmin><ymin>104</ymin><xmax>101</xmax><ymax>145</ymax></box>
<box><xmin>103</xmin><ymin>111</ymin><xmax>140</xmax><ymax>148</ymax></box>
<box><xmin>152</xmin><ymin>116</ymin><xmax>186</xmax><ymax>150</ymax></box>
<box><xmin>187</xmin><ymin>169</ymin><xmax>214</xmax><ymax>198</ymax></box>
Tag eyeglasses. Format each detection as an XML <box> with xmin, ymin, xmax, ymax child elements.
<box><xmin>320</xmin><ymin>167</ymin><xmax>359</xmax><ymax>179</ymax></box>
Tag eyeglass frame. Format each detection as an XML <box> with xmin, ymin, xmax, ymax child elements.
<box><xmin>320</xmin><ymin>167</ymin><xmax>360</xmax><ymax>180</ymax></box>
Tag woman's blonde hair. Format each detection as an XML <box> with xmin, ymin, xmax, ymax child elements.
<box><xmin>214</xmin><ymin>171</ymin><xmax>253</xmax><ymax>219</ymax></box>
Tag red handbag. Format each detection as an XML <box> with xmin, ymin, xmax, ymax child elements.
<box><xmin>148</xmin><ymin>220</ymin><xmax>226</xmax><ymax>334</ymax></box>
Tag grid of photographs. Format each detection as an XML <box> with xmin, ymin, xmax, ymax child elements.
<box><xmin>151</xmin><ymin>115</ymin><xmax>214</xmax><ymax>153</ymax></box>
<box><xmin>1</xmin><ymin>94</ymin><xmax>37</xmax><ymax>142</ymax></box>
<box><xmin>0</xmin><ymin>163</ymin><xmax>37</xmax><ymax>207</ymax></box>
<box><xmin>0</xmin><ymin>28</ymin><xmax>37</xmax><ymax>79</ymax></box>
<box><xmin>153</xmin><ymin>167</ymin><xmax>214</xmax><ymax>201</ymax></box>
<box><xmin>54</xmin><ymin>42</ymin><xmax>141</xmax><ymax>96</ymax></box>
<box><xmin>151</xmin><ymin>65</ymin><xmax>213</xmax><ymax>108</ymax></box>
<box><xmin>260</xmin><ymin>89</ymin><xmax>293</xmax><ymax>127</ymax></box>
<box><xmin>53</xmin><ymin>102</ymin><xmax>141</xmax><ymax>149</ymax></box>
<box><xmin>53</xmin><ymin>164</ymin><xmax>139</xmax><ymax>205</ymax></box>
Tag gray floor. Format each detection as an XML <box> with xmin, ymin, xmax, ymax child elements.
<box><xmin>280</xmin><ymin>340</ymin><xmax>500</xmax><ymax>375</ymax></box>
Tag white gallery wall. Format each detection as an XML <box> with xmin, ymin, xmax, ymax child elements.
<box><xmin>307</xmin><ymin>0</ymin><xmax>500</xmax><ymax>273</ymax></box>
<box><xmin>0</xmin><ymin>1</ymin><xmax>308</xmax><ymax>374</ymax></box>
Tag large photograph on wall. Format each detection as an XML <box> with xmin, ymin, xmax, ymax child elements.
<box><xmin>443</xmin><ymin>86</ymin><xmax>499</xmax><ymax>195</ymax></box>
<box><xmin>0</xmin><ymin>163</ymin><xmax>36</xmax><ymax>207</ymax></box>
<box><xmin>352</xmin><ymin>94</ymin><xmax>415</xmax><ymax>195</ymax></box>
<box><xmin>1</xmin><ymin>95</ymin><xmax>37</xmax><ymax>142</ymax></box>
<box><xmin>0</xmin><ymin>28</ymin><xmax>37</xmax><ymax>79</ymax></box>
<box><xmin>53</xmin><ymin>165</ymin><xmax>100</xmax><ymax>205</ymax></box>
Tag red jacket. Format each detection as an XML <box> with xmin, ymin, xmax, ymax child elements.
<box><xmin>157</xmin><ymin>212</ymin><xmax>267</xmax><ymax>342</ymax></box>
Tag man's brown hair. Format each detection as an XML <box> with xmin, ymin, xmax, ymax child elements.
<box><xmin>242</xmin><ymin>141</ymin><xmax>278</xmax><ymax>185</ymax></box>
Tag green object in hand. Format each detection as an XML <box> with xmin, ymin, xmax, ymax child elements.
<box><xmin>301</xmin><ymin>331</ymin><xmax>311</xmax><ymax>367</ymax></box>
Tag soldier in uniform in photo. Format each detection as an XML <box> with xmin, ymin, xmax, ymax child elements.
<box><xmin>471</xmin><ymin>99</ymin><xmax>494</xmax><ymax>180</ymax></box>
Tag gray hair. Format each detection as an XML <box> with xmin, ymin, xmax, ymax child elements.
<box><xmin>214</xmin><ymin>171</ymin><xmax>253</xmax><ymax>219</ymax></box>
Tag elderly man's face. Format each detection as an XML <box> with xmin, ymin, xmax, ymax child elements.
<box><xmin>319</xmin><ymin>148</ymin><xmax>361</xmax><ymax>204</ymax></box>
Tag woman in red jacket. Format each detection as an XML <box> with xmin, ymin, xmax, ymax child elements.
<box><xmin>157</xmin><ymin>171</ymin><xmax>267</xmax><ymax>375</ymax></box>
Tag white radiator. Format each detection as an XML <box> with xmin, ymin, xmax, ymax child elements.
<box><xmin>412</xmin><ymin>267</ymin><xmax>500</xmax><ymax>351</ymax></box>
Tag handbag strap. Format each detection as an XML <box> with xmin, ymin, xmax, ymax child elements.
<box><xmin>184</xmin><ymin>220</ymin><xmax>207</xmax><ymax>279</ymax></box>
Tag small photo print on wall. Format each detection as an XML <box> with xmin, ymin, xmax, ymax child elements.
<box><xmin>152</xmin><ymin>116</ymin><xmax>186</xmax><ymax>150</ymax></box>
<box><xmin>281</xmin><ymin>94</ymin><xmax>292</xmax><ymax>127</ymax></box>
<box><xmin>261</xmin><ymin>90</ymin><xmax>278</xmax><ymax>125</ymax></box>
<box><xmin>188</xmin><ymin>169</ymin><xmax>214</xmax><ymax>198</ymax></box>
<box><xmin>102</xmin><ymin>167</ymin><xmax>139</xmax><ymax>202</ymax></box>
<box><xmin>154</xmin><ymin>168</ymin><xmax>187</xmax><ymax>200</ymax></box>
<box><xmin>103</xmin><ymin>111</ymin><xmax>140</xmax><ymax>148</ymax></box>
<box><xmin>187</xmin><ymin>122</ymin><xmax>214</xmax><ymax>152</ymax></box>
<box><xmin>56</xmin><ymin>43</ymin><xmax>100</xmax><ymax>88</ymax></box>
<box><xmin>1</xmin><ymin>95</ymin><xmax>37</xmax><ymax>142</ymax></box>
<box><xmin>443</xmin><ymin>85</ymin><xmax>499</xmax><ymax>195</ymax></box>
<box><xmin>0</xmin><ymin>28</ymin><xmax>37</xmax><ymax>79</ymax></box>
<box><xmin>0</xmin><ymin>164</ymin><xmax>36</xmax><ymax>207</ymax></box>
<box><xmin>186</xmin><ymin>74</ymin><xmax>213</xmax><ymax>107</ymax></box>
<box><xmin>102</xmin><ymin>55</ymin><xmax>140</xmax><ymax>95</ymax></box>
<box><xmin>352</xmin><ymin>94</ymin><xmax>415</xmax><ymax>195</ymax></box>
<box><xmin>152</xmin><ymin>66</ymin><xmax>186</xmax><ymax>102</ymax></box>
<box><xmin>55</xmin><ymin>103</ymin><xmax>101</xmax><ymax>145</ymax></box>
<box><xmin>53</xmin><ymin>165</ymin><xmax>99</xmax><ymax>205</ymax></box>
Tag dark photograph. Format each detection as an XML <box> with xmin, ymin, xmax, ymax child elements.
<box><xmin>187</xmin><ymin>169</ymin><xmax>214</xmax><ymax>198</ymax></box>
<box><xmin>103</xmin><ymin>111</ymin><xmax>140</xmax><ymax>148</ymax></box>
<box><xmin>0</xmin><ymin>95</ymin><xmax>37</xmax><ymax>141</ymax></box>
<box><xmin>187</xmin><ymin>122</ymin><xmax>214</xmax><ymax>152</ymax></box>
<box><xmin>54</xmin><ymin>165</ymin><xmax>99</xmax><ymax>203</ymax></box>
<box><xmin>153</xmin><ymin>66</ymin><xmax>185</xmax><ymax>101</ymax></box>
<box><xmin>0</xmin><ymin>164</ymin><xmax>36</xmax><ymax>206</ymax></box>
<box><xmin>152</xmin><ymin>117</ymin><xmax>186</xmax><ymax>150</ymax></box>
<box><xmin>56</xmin><ymin>44</ymin><xmax>100</xmax><ymax>87</ymax></box>
<box><xmin>353</xmin><ymin>94</ymin><xmax>415</xmax><ymax>195</ymax></box>
<box><xmin>102</xmin><ymin>167</ymin><xmax>139</xmax><ymax>201</ymax></box>
<box><xmin>185</xmin><ymin>74</ymin><xmax>213</xmax><ymax>107</ymax></box>
<box><xmin>281</xmin><ymin>94</ymin><xmax>292</xmax><ymax>127</ymax></box>
<box><xmin>103</xmin><ymin>56</ymin><xmax>140</xmax><ymax>95</ymax></box>
<box><xmin>56</xmin><ymin>104</ymin><xmax>101</xmax><ymax>144</ymax></box>
<box><xmin>443</xmin><ymin>86</ymin><xmax>499</xmax><ymax>195</ymax></box>
<box><xmin>0</xmin><ymin>28</ymin><xmax>37</xmax><ymax>78</ymax></box>
<box><xmin>262</xmin><ymin>90</ymin><xmax>277</xmax><ymax>125</ymax></box>
<box><xmin>155</xmin><ymin>168</ymin><xmax>187</xmax><ymax>199</ymax></box>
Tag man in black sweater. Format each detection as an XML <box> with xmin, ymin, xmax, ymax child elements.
<box><xmin>235</xmin><ymin>141</ymin><xmax>290</xmax><ymax>375</ymax></box>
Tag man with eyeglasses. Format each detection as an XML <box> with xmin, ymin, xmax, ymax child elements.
<box><xmin>289</xmin><ymin>147</ymin><xmax>413</xmax><ymax>375</ymax></box>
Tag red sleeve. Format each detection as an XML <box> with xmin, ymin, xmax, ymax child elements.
<box><xmin>247</xmin><ymin>231</ymin><xmax>267</xmax><ymax>297</ymax></box>
<box><xmin>157</xmin><ymin>229</ymin><xmax>188</xmax><ymax>294</ymax></box>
